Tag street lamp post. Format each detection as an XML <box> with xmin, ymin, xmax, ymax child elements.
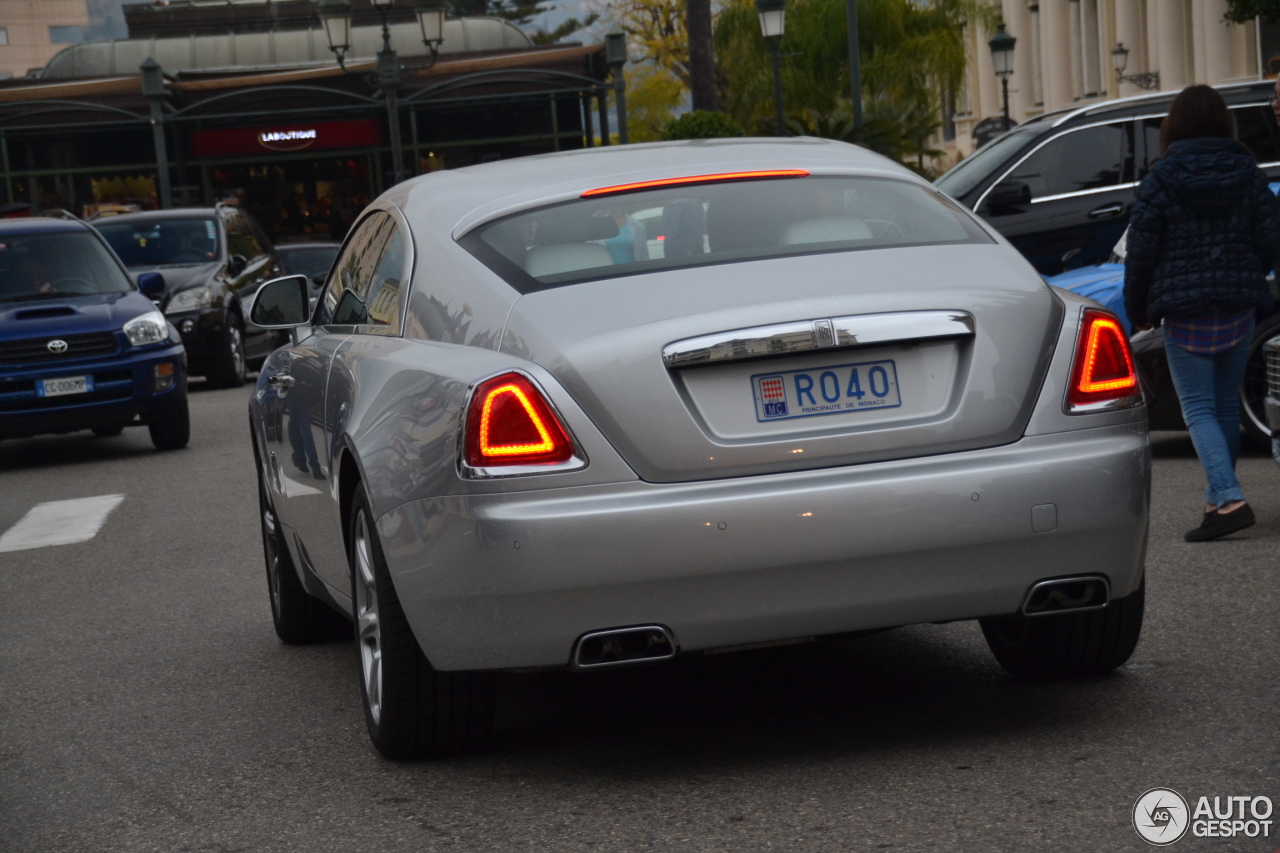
<box><xmin>605</xmin><ymin>27</ymin><xmax>629</xmax><ymax>144</ymax></box>
<box><xmin>756</xmin><ymin>0</ymin><xmax>786</xmax><ymax>137</ymax></box>
<box><xmin>140</xmin><ymin>57</ymin><xmax>173</xmax><ymax>210</ymax></box>
<box><xmin>1111</xmin><ymin>43</ymin><xmax>1160</xmax><ymax>91</ymax></box>
<box><xmin>987</xmin><ymin>23</ymin><xmax>1016</xmax><ymax>131</ymax></box>
<box><xmin>315</xmin><ymin>0</ymin><xmax>446</xmax><ymax>187</ymax></box>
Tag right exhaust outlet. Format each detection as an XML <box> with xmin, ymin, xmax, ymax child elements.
<box><xmin>572</xmin><ymin>625</ymin><xmax>678</xmax><ymax>670</ymax></box>
<box><xmin>1021</xmin><ymin>576</ymin><xmax>1111</xmax><ymax>616</ymax></box>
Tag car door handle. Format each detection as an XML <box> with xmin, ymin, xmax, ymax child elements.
<box><xmin>1088</xmin><ymin>202</ymin><xmax>1125</xmax><ymax>219</ymax></box>
<box><xmin>267</xmin><ymin>373</ymin><xmax>294</xmax><ymax>390</ymax></box>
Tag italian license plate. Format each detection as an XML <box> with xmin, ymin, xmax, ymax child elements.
<box><xmin>752</xmin><ymin>359</ymin><xmax>901</xmax><ymax>422</ymax></box>
<box><xmin>37</xmin><ymin>375</ymin><xmax>93</xmax><ymax>398</ymax></box>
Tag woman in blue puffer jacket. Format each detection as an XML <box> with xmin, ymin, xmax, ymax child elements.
<box><xmin>1124</xmin><ymin>84</ymin><xmax>1280</xmax><ymax>542</ymax></box>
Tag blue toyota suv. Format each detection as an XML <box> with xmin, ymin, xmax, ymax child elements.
<box><xmin>0</xmin><ymin>217</ymin><xmax>190</xmax><ymax>449</ymax></box>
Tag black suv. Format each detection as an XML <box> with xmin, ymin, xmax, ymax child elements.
<box><xmin>93</xmin><ymin>205</ymin><xmax>283</xmax><ymax>387</ymax></box>
<box><xmin>935</xmin><ymin>80</ymin><xmax>1280</xmax><ymax>276</ymax></box>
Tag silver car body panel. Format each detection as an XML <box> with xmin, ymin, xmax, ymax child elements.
<box><xmin>246</xmin><ymin>139</ymin><xmax>1150</xmax><ymax>670</ymax></box>
<box><xmin>377</xmin><ymin>421</ymin><xmax>1148</xmax><ymax>670</ymax></box>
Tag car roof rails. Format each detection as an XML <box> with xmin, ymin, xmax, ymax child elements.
<box><xmin>35</xmin><ymin>208</ymin><xmax>82</xmax><ymax>222</ymax></box>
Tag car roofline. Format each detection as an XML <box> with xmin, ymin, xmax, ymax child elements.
<box><xmin>1048</xmin><ymin>79</ymin><xmax>1272</xmax><ymax>127</ymax></box>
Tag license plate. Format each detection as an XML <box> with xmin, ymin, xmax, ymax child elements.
<box><xmin>37</xmin><ymin>375</ymin><xmax>94</xmax><ymax>398</ymax></box>
<box><xmin>752</xmin><ymin>359</ymin><xmax>901</xmax><ymax>422</ymax></box>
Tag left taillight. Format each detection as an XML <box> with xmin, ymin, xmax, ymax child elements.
<box><xmin>463</xmin><ymin>372</ymin><xmax>575</xmax><ymax>470</ymax></box>
<box><xmin>1066</xmin><ymin>309</ymin><xmax>1141</xmax><ymax>412</ymax></box>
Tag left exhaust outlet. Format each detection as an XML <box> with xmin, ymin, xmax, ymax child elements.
<box><xmin>1021</xmin><ymin>575</ymin><xmax>1110</xmax><ymax>616</ymax></box>
<box><xmin>571</xmin><ymin>625</ymin><xmax>678</xmax><ymax>670</ymax></box>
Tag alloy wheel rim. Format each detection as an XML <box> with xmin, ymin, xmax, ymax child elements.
<box><xmin>354</xmin><ymin>512</ymin><xmax>382</xmax><ymax>725</ymax></box>
<box><xmin>230</xmin><ymin>324</ymin><xmax>245</xmax><ymax>380</ymax></box>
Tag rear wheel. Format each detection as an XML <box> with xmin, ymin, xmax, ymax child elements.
<box><xmin>979</xmin><ymin>576</ymin><xmax>1144</xmax><ymax>679</ymax></box>
<box><xmin>1239</xmin><ymin>313</ymin><xmax>1280</xmax><ymax>447</ymax></box>
<box><xmin>349</xmin><ymin>487</ymin><xmax>495</xmax><ymax>759</ymax></box>
<box><xmin>258</xmin><ymin>470</ymin><xmax>346</xmax><ymax>644</ymax></box>
<box><xmin>207</xmin><ymin>312</ymin><xmax>247</xmax><ymax>388</ymax></box>
<box><xmin>148</xmin><ymin>403</ymin><xmax>190</xmax><ymax>450</ymax></box>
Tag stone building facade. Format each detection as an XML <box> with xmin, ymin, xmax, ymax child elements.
<box><xmin>945</xmin><ymin>0</ymin><xmax>1271</xmax><ymax>164</ymax></box>
<box><xmin>0</xmin><ymin>0</ymin><xmax>91</xmax><ymax>79</ymax></box>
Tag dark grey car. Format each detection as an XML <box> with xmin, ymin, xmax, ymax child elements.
<box><xmin>94</xmin><ymin>205</ymin><xmax>283</xmax><ymax>386</ymax></box>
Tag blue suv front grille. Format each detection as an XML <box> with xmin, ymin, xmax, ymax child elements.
<box><xmin>0</xmin><ymin>332</ymin><xmax>120</xmax><ymax>365</ymax></box>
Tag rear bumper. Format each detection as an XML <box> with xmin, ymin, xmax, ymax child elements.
<box><xmin>376</xmin><ymin>422</ymin><xmax>1151</xmax><ymax>671</ymax></box>
<box><xmin>0</xmin><ymin>343</ymin><xmax>187</xmax><ymax>439</ymax></box>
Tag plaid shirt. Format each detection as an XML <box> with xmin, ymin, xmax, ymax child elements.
<box><xmin>1164</xmin><ymin>307</ymin><xmax>1255</xmax><ymax>354</ymax></box>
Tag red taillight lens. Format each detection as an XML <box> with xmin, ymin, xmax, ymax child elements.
<box><xmin>1067</xmin><ymin>309</ymin><xmax>1140</xmax><ymax>410</ymax></box>
<box><xmin>464</xmin><ymin>372</ymin><xmax>574</xmax><ymax>467</ymax></box>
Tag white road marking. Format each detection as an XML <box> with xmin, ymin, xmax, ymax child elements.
<box><xmin>0</xmin><ymin>495</ymin><xmax>126</xmax><ymax>553</ymax></box>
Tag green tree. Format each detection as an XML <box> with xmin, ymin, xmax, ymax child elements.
<box><xmin>660</xmin><ymin>110</ymin><xmax>745</xmax><ymax>139</ymax></box>
<box><xmin>626</xmin><ymin>65</ymin><xmax>688</xmax><ymax>141</ymax></box>
<box><xmin>530</xmin><ymin>12</ymin><xmax>600</xmax><ymax>45</ymax></box>
<box><xmin>1224</xmin><ymin>0</ymin><xmax>1280</xmax><ymax>23</ymax></box>
<box><xmin>715</xmin><ymin>0</ymin><xmax>993</xmax><ymax>170</ymax></box>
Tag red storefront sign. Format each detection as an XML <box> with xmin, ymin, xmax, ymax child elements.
<box><xmin>190</xmin><ymin>119</ymin><xmax>382</xmax><ymax>158</ymax></box>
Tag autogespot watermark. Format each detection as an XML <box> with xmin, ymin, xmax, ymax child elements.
<box><xmin>1133</xmin><ymin>787</ymin><xmax>1274</xmax><ymax>846</ymax></box>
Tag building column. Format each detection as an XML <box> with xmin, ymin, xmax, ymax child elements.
<box><xmin>1004</xmin><ymin>0</ymin><xmax>1036</xmax><ymax>121</ymax></box>
<box><xmin>1114</xmin><ymin>0</ymin><xmax>1143</xmax><ymax>96</ymax></box>
<box><xmin>1041</xmin><ymin>0</ymin><xmax>1075</xmax><ymax>111</ymax></box>
<box><xmin>1196</xmin><ymin>0</ymin><xmax>1235</xmax><ymax>83</ymax></box>
<box><xmin>1154</xmin><ymin>0</ymin><xmax>1188</xmax><ymax>90</ymax></box>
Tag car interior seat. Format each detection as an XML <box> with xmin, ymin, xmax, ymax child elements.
<box><xmin>523</xmin><ymin>214</ymin><xmax>619</xmax><ymax>278</ymax></box>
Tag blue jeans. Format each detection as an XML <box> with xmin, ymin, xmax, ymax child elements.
<box><xmin>1164</xmin><ymin>334</ymin><xmax>1252</xmax><ymax>507</ymax></box>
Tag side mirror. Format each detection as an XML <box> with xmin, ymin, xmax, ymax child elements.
<box><xmin>249</xmin><ymin>275</ymin><xmax>311</xmax><ymax>328</ymax></box>
<box><xmin>985</xmin><ymin>180</ymin><xmax>1032</xmax><ymax>212</ymax></box>
<box><xmin>228</xmin><ymin>254</ymin><xmax>248</xmax><ymax>277</ymax></box>
<box><xmin>136</xmin><ymin>271</ymin><xmax>166</xmax><ymax>297</ymax></box>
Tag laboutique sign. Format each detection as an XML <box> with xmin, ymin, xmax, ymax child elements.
<box><xmin>190</xmin><ymin>119</ymin><xmax>382</xmax><ymax>158</ymax></box>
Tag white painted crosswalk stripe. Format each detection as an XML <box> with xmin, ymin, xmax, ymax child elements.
<box><xmin>0</xmin><ymin>495</ymin><xmax>125</xmax><ymax>553</ymax></box>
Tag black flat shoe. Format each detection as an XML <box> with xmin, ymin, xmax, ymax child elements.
<box><xmin>1185</xmin><ymin>503</ymin><xmax>1256</xmax><ymax>542</ymax></box>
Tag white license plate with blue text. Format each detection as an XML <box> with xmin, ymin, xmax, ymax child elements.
<box><xmin>37</xmin><ymin>376</ymin><xmax>93</xmax><ymax>398</ymax></box>
<box><xmin>752</xmin><ymin>360</ymin><xmax>901</xmax><ymax>422</ymax></box>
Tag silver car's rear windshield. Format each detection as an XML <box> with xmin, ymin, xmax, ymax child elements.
<box><xmin>458</xmin><ymin>175</ymin><xmax>992</xmax><ymax>292</ymax></box>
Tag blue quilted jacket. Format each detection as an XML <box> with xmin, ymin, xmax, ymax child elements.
<box><xmin>1123</xmin><ymin>137</ymin><xmax>1280</xmax><ymax>326</ymax></box>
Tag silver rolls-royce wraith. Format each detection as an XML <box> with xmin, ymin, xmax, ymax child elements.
<box><xmin>246</xmin><ymin>139</ymin><xmax>1149</xmax><ymax>759</ymax></box>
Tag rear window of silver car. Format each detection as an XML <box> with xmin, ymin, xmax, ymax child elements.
<box><xmin>458</xmin><ymin>175</ymin><xmax>992</xmax><ymax>292</ymax></box>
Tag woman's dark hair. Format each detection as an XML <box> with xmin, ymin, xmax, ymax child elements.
<box><xmin>1160</xmin><ymin>85</ymin><xmax>1235</xmax><ymax>154</ymax></box>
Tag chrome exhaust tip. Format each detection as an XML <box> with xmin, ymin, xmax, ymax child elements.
<box><xmin>571</xmin><ymin>625</ymin><xmax>678</xmax><ymax>670</ymax></box>
<box><xmin>1021</xmin><ymin>575</ymin><xmax>1110</xmax><ymax>616</ymax></box>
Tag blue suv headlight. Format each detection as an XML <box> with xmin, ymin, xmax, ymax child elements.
<box><xmin>123</xmin><ymin>310</ymin><xmax>170</xmax><ymax>347</ymax></box>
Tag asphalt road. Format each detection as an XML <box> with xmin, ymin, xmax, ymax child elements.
<box><xmin>1</xmin><ymin>382</ymin><xmax>1277</xmax><ymax>852</ymax></box>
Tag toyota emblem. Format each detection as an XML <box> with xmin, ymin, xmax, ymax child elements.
<box><xmin>47</xmin><ymin>339</ymin><xmax>68</xmax><ymax>354</ymax></box>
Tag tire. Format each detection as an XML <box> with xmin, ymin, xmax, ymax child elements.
<box><xmin>207</xmin><ymin>311</ymin><xmax>247</xmax><ymax>388</ymax></box>
<box><xmin>979</xmin><ymin>575</ymin><xmax>1144</xmax><ymax>680</ymax></box>
<box><xmin>148</xmin><ymin>403</ymin><xmax>190</xmax><ymax>450</ymax></box>
<box><xmin>92</xmin><ymin>425</ymin><xmax>124</xmax><ymax>437</ymax></box>
<box><xmin>1239</xmin><ymin>313</ymin><xmax>1280</xmax><ymax>447</ymax></box>
<box><xmin>258</xmin><ymin>470</ymin><xmax>347</xmax><ymax>644</ymax></box>
<box><xmin>349</xmin><ymin>487</ymin><xmax>495</xmax><ymax>759</ymax></box>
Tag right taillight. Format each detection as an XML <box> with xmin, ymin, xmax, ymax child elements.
<box><xmin>1066</xmin><ymin>309</ymin><xmax>1140</xmax><ymax>411</ymax></box>
<box><xmin>462</xmin><ymin>371</ymin><xmax>576</xmax><ymax>472</ymax></box>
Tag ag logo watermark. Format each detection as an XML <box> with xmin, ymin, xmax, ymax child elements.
<box><xmin>1133</xmin><ymin>788</ymin><xmax>1274</xmax><ymax>845</ymax></box>
<box><xmin>1133</xmin><ymin>788</ymin><xmax>1190</xmax><ymax>846</ymax></box>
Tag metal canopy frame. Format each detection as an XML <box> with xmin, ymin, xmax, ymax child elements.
<box><xmin>0</xmin><ymin>65</ymin><xmax>625</xmax><ymax>209</ymax></box>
